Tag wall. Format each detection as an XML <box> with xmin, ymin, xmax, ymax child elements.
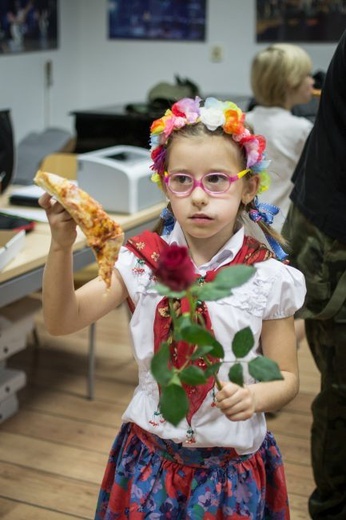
<box><xmin>0</xmin><ymin>0</ymin><xmax>339</xmax><ymax>146</ymax></box>
<box><xmin>0</xmin><ymin>1</ymin><xmax>80</xmax><ymax>144</ymax></box>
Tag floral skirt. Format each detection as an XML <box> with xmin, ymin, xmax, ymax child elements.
<box><xmin>95</xmin><ymin>422</ymin><xmax>289</xmax><ymax>519</ymax></box>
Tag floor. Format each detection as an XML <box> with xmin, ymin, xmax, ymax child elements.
<box><xmin>0</xmin><ymin>304</ymin><xmax>320</xmax><ymax>519</ymax></box>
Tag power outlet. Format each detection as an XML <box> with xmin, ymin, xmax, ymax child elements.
<box><xmin>210</xmin><ymin>44</ymin><xmax>223</xmax><ymax>63</ymax></box>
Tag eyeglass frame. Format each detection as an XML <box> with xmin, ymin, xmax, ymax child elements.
<box><xmin>163</xmin><ymin>169</ymin><xmax>250</xmax><ymax>197</ymax></box>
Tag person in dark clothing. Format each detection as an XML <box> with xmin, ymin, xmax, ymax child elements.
<box><xmin>282</xmin><ymin>29</ymin><xmax>346</xmax><ymax>520</ymax></box>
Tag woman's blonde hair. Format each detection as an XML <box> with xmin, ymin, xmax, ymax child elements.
<box><xmin>251</xmin><ymin>43</ymin><xmax>312</xmax><ymax>107</ymax></box>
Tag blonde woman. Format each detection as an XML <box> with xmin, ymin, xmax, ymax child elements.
<box><xmin>246</xmin><ymin>43</ymin><xmax>314</xmax><ymax>232</ymax></box>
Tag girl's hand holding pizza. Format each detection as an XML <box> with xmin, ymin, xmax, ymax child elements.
<box><xmin>39</xmin><ymin>191</ymin><xmax>78</xmax><ymax>249</ymax></box>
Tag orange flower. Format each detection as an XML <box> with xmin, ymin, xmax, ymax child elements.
<box><xmin>223</xmin><ymin>108</ymin><xmax>245</xmax><ymax>135</ymax></box>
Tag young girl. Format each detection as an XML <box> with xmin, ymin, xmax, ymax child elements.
<box><xmin>39</xmin><ymin>97</ymin><xmax>306</xmax><ymax>519</ymax></box>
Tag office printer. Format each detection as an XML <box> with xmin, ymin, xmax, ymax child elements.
<box><xmin>77</xmin><ymin>145</ymin><xmax>164</xmax><ymax>214</ymax></box>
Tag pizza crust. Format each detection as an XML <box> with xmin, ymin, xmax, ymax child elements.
<box><xmin>34</xmin><ymin>170</ymin><xmax>124</xmax><ymax>289</ymax></box>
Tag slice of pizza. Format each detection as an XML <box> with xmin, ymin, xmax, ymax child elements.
<box><xmin>34</xmin><ymin>170</ymin><xmax>124</xmax><ymax>289</ymax></box>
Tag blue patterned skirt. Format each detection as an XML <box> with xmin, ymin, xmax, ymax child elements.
<box><xmin>95</xmin><ymin>422</ymin><xmax>289</xmax><ymax>519</ymax></box>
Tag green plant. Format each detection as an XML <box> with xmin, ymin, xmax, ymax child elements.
<box><xmin>150</xmin><ymin>245</ymin><xmax>283</xmax><ymax>426</ymax></box>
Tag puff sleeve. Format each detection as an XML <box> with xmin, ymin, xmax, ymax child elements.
<box><xmin>258</xmin><ymin>259</ymin><xmax>306</xmax><ymax>320</ymax></box>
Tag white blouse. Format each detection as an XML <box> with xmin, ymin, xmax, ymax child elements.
<box><xmin>115</xmin><ymin>225</ymin><xmax>306</xmax><ymax>454</ymax></box>
<box><xmin>245</xmin><ymin>106</ymin><xmax>313</xmax><ymax>231</ymax></box>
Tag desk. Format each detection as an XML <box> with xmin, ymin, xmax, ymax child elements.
<box><xmin>0</xmin><ymin>192</ymin><xmax>165</xmax><ymax>308</ymax></box>
<box><xmin>71</xmin><ymin>104</ymin><xmax>162</xmax><ymax>153</ymax></box>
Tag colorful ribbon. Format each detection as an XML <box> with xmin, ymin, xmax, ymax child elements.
<box><xmin>265</xmin><ymin>234</ymin><xmax>288</xmax><ymax>262</ymax></box>
<box><xmin>160</xmin><ymin>207</ymin><xmax>175</xmax><ymax>235</ymax></box>
<box><xmin>249</xmin><ymin>197</ymin><xmax>279</xmax><ymax>226</ymax></box>
<box><xmin>249</xmin><ymin>197</ymin><xmax>288</xmax><ymax>261</ymax></box>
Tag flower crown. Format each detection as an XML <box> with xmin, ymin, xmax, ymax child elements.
<box><xmin>149</xmin><ymin>96</ymin><xmax>270</xmax><ymax>193</ymax></box>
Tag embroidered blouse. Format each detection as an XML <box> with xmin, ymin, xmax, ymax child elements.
<box><xmin>115</xmin><ymin>224</ymin><xmax>306</xmax><ymax>454</ymax></box>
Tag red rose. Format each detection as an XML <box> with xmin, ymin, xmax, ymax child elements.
<box><xmin>155</xmin><ymin>245</ymin><xmax>195</xmax><ymax>291</ymax></box>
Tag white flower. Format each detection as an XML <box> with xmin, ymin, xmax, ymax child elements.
<box><xmin>199</xmin><ymin>106</ymin><xmax>225</xmax><ymax>131</ymax></box>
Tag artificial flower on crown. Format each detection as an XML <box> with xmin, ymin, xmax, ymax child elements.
<box><xmin>149</xmin><ymin>96</ymin><xmax>270</xmax><ymax>193</ymax></box>
<box><xmin>150</xmin><ymin>244</ymin><xmax>283</xmax><ymax>427</ymax></box>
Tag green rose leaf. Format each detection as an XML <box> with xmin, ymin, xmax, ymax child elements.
<box><xmin>174</xmin><ymin>313</ymin><xmax>194</xmax><ymax>332</ymax></box>
<box><xmin>204</xmin><ymin>361</ymin><xmax>223</xmax><ymax>378</ymax></box>
<box><xmin>152</xmin><ymin>283</ymin><xmax>187</xmax><ymax>299</ymax></box>
<box><xmin>190</xmin><ymin>345</ymin><xmax>214</xmax><ymax>359</ymax></box>
<box><xmin>232</xmin><ymin>327</ymin><xmax>254</xmax><ymax>358</ymax></box>
<box><xmin>150</xmin><ymin>342</ymin><xmax>173</xmax><ymax>386</ymax></box>
<box><xmin>192</xmin><ymin>266</ymin><xmax>255</xmax><ymax>301</ymax></box>
<box><xmin>228</xmin><ymin>362</ymin><xmax>244</xmax><ymax>386</ymax></box>
<box><xmin>248</xmin><ymin>356</ymin><xmax>284</xmax><ymax>382</ymax></box>
<box><xmin>159</xmin><ymin>384</ymin><xmax>189</xmax><ymax>426</ymax></box>
<box><xmin>178</xmin><ymin>323</ymin><xmax>224</xmax><ymax>358</ymax></box>
<box><xmin>179</xmin><ymin>365</ymin><xmax>207</xmax><ymax>385</ymax></box>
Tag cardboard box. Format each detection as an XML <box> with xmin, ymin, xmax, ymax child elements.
<box><xmin>0</xmin><ymin>229</ymin><xmax>25</xmax><ymax>271</ymax></box>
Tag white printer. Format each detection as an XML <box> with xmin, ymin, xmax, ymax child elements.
<box><xmin>77</xmin><ymin>145</ymin><xmax>164</xmax><ymax>214</ymax></box>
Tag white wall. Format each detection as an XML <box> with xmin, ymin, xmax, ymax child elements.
<box><xmin>0</xmin><ymin>1</ymin><xmax>80</xmax><ymax>143</ymax></box>
<box><xmin>0</xmin><ymin>0</ymin><xmax>339</xmax><ymax>145</ymax></box>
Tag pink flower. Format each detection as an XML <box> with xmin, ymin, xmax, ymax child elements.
<box><xmin>240</xmin><ymin>134</ymin><xmax>266</xmax><ymax>168</ymax></box>
<box><xmin>172</xmin><ymin>97</ymin><xmax>201</xmax><ymax>123</ymax></box>
<box><xmin>150</xmin><ymin>145</ymin><xmax>166</xmax><ymax>175</ymax></box>
<box><xmin>155</xmin><ymin>245</ymin><xmax>195</xmax><ymax>292</ymax></box>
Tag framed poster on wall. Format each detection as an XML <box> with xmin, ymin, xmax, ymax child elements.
<box><xmin>108</xmin><ymin>0</ymin><xmax>207</xmax><ymax>42</ymax></box>
<box><xmin>256</xmin><ymin>0</ymin><xmax>346</xmax><ymax>43</ymax></box>
<box><xmin>0</xmin><ymin>0</ymin><xmax>58</xmax><ymax>54</ymax></box>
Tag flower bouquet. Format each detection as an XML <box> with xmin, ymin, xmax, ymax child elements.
<box><xmin>150</xmin><ymin>245</ymin><xmax>283</xmax><ymax>426</ymax></box>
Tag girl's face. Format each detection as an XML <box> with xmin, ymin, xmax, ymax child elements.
<box><xmin>165</xmin><ymin>134</ymin><xmax>259</xmax><ymax>254</ymax></box>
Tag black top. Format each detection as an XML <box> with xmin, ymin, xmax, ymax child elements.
<box><xmin>290</xmin><ymin>30</ymin><xmax>346</xmax><ymax>243</ymax></box>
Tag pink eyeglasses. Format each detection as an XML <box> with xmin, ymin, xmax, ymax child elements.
<box><xmin>164</xmin><ymin>169</ymin><xmax>250</xmax><ymax>197</ymax></box>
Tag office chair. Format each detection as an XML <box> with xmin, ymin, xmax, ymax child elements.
<box><xmin>38</xmin><ymin>152</ymin><xmax>98</xmax><ymax>399</ymax></box>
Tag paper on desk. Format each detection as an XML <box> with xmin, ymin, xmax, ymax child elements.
<box><xmin>10</xmin><ymin>184</ymin><xmax>44</xmax><ymax>199</ymax></box>
<box><xmin>0</xmin><ymin>207</ymin><xmax>48</xmax><ymax>222</ymax></box>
